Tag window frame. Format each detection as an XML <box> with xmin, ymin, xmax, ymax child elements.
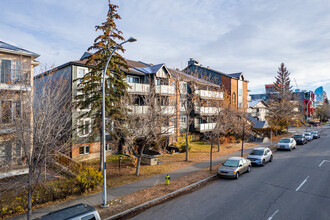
<box><xmin>79</xmin><ymin>145</ymin><xmax>90</xmax><ymax>155</ymax></box>
<box><xmin>77</xmin><ymin>67</ymin><xmax>88</xmax><ymax>85</ymax></box>
<box><xmin>77</xmin><ymin>118</ymin><xmax>92</xmax><ymax>137</ymax></box>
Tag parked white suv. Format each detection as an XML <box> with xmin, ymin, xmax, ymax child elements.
<box><xmin>246</xmin><ymin>147</ymin><xmax>273</xmax><ymax>166</ymax></box>
<box><xmin>277</xmin><ymin>138</ymin><xmax>296</xmax><ymax>151</ymax></box>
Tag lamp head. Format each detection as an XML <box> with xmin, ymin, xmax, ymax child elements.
<box><xmin>127</xmin><ymin>37</ymin><xmax>137</xmax><ymax>43</ymax></box>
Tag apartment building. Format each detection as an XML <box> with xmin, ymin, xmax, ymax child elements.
<box><xmin>0</xmin><ymin>41</ymin><xmax>39</xmax><ymax>172</ymax></box>
<box><xmin>247</xmin><ymin>99</ymin><xmax>269</xmax><ymax>121</ymax></box>
<box><xmin>35</xmin><ymin>54</ymin><xmax>177</xmax><ymax>160</ymax></box>
<box><xmin>169</xmin><ymin>69</ymin><xmax>223</xmax><ymax>138</ymax></box>
<box><xmin>184</xmin><ymin>58</ymin><xmax>248</xmax><ymax>112</ymax></box>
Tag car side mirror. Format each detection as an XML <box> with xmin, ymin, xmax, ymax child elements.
<box><xmin>222</xmin><ymin>163</ymin><xmax>224</xmax><ymax>165</ymax></box>
<box><xmin>239</xmin><ymin>164</ymin><xmax>243</xmax><ymax>167</ymax></box>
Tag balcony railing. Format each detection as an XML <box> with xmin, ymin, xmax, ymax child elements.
<box><xmin>195</xmin><ymin>123</ymin><xmax>216</xmax><ymax>132</ymax></box>
<box><xmin>161</xmin><ymin>126</ymin><xmax>175</xmax><ymax>134</ymax></box>
<box><xmin>194</xmin><ymin>106</ymin><xmax>221</xmax><ymax>115</ymax></box>
<box><xmin>156</xmin><ymin>85</ymin><xmax>175</xmax><ymax>95</ymax></box>
<box><xmin>195</xmin><ymin>90</ymin><xmax>223</xmax><ymax>100</ymax></box>
<box><xmin>127</xmin><ymin>82</ymin><xmax>150</xmax><ymax>93</ymax></box>
<box><xmin>160</xmin><ymin>106</ymin><xmax>175</xmax><ymax>115</ymax></box>
<box><xmin>128</xmin><ymin>105</ymin><xmax>149</xmax><ymax>115</ymax></box>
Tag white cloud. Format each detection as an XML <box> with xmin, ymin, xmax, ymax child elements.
<box><xmin>1</xmin><ymin>0</ymin><xmax>330</xmax><ymax>94</ymax></box>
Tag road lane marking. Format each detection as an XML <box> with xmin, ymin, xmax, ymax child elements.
<box><xmin>267</xmin><ymin>209</ymin><xmax>279</xmax><ymax>220</ymax></box>
<box><xmin>319</xmin><ymin>160</ymin><xmax>330</xmax><ymax>167</ymax></box>
<box><xmin>296</xmin><ymin>176</ymin><xmax>309</xmax><ymax>191</ymax></box>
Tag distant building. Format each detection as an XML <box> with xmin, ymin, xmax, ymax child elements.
<box><xmin>184</xmin><ymin>58</ymin><xmax>249</xmax><ymax>111</ymax></box>
<box><xmin>247</xmin><ymin>99</ymin><xmax>269</xmax><ymax>121</ymax></box>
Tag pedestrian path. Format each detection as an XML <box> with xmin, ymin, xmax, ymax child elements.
<box><xmin>10</xmin><ymin>142</ymin><xmax>275</xmax><ymax>220</ymax></box>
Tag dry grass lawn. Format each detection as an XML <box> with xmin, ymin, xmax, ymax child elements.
<box><xmin>85</xmin><ymin>141</ymin><xmax>261</xmax><ymax>188</ymax></box>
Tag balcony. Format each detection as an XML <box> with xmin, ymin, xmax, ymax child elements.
<box><xmin>156</xmin><ymin>85</ymin><xmax>175</xmax><ymax>95</ymax></box>
<box><xmin>194</xmin><ymin>106</ymin><xmax>221</xmax><ymax>115</ymax></box>
<box><xmin>195</xmin><ymin>90</ymin><xmax>223</xmax><ymax>100</ymax></box>
<box><xmin>161</xmin><ymin>126</ymin><xmax>175</xmax><ymax>135</ymax></box>
<box><xmin>128</xmin><ymin>105</ymin><xmax>149</xmax><ymax>115</ymax></box>
<box><xmin>160</xmin><ymin>106</ymin><xmax>175</xmax><ymax>115</ymax></box>
<box><xmin>127</xmin><ymin>82</ymin><xmax>150</xmax><ymax>94</ymax></box>
<box><xmin>195</xmin><ymin>123</ymin><xmax>216</xmax><ymax>132</ymax></box>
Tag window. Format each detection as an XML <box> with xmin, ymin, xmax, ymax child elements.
<box><xmin>15</xmin><ymin>142</ymin><xmax>22</xmax><ymax>159</ymax></box>
<box><xmin>0</xmin><ymin>60</ymin><xmax>22</xmax><ymax>84</ymax></box>
<box><xmin>239</xmin><ymin>160</ymin><xmax>243</xmax><ymax>166</ymax></box>
<box><xmin>77</xmin><ymin>118</ymin><xmax>91</xmax><ymax>137</ymax></box>
<box><xmin>232</xmin><ymin>92</ymin><xmax>236</xmax><ymax>103</ymax></box>
<box><xmin>13</xmin><ymin>61</ymin><xmax>22</xmax><ymax>83</ymax></box>
<box><xmin>105</xmin><ymin>143</ymin><xmax>112</xmax><ymax>151</ymax></box>
<box><xmin>180</xmin><ymin>116</ymin><xmax>187</xmax><ymax>124</ymax></box>
<box><xmin>1</xmin><ymin>100</ymin><xmax>12</xmax><ymax>123</ymax></box>
<box><xmin>79</xmin><ymin>145</ymin><xmax>90</xmax><ymax>155</ymax></box>
<box><xmin>81</xmin><ymin>214</ymin><xmax>96</xmax><ymax>220</ymax></box>
<box><xmin>77</xmin><ymin>67</ymin><xmax>88</xmax><ymax>85</ymax></box>
<box><xmin>180</xmin><ymin>82</ymin><xmax>187</xmax><ymax>94</ymax></box>
<box><xmin>127</xmin><ymin>75</ymin><xmax>140</xmax><ymax>83</ymax></box>
<box><xmin>77</xmin><ymin>91</ymin><xmax>91</xmax><ymax>111</ymax></box>
<box><xmin>0</xmin><ymin>59</ymin><xmax>11</xmax><ymax>83</ymax></box>
<box><xmin>16</xmin><ymin>101</ymin><xmax>21</xmax><ymax>118</ymax></box>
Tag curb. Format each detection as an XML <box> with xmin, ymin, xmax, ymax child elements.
<box><xmin>104</xmin><ymin>174</ymin><xmax>217</xmax><ymax>220</ymax></box>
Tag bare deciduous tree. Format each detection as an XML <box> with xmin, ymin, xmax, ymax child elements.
<box><xmin>114</xmin><ymin>81</ymin><xmax>176</xmax><ymax>176</ymax></box>
<box><xmin>0</xmin><ymin>67</ymin><xmax>73</xmax><ymax>219</ymax></box>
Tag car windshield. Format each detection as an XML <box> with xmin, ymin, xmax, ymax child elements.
<box><xmin>305</xmin><ymin>133</ymin><xmax>311</xmax><ymax>136</ymax></box>
<box><xmin>223</xmin><ymin>160</ymin><xmax>239</xmax><ymax>167</ymax></box>
<box><xmin>249</xmin><ymin>150</ymin><xmax>264</xmax><ymax>156</ymax></box>
<box><xmin>311</xmin><ymin>131</ymin><xmax>317</xmax><ymax>134</ymax></box>
<box><xmin>294</xmin><ymin>135</ymin><xmax>303</xmax><ymax>138</ymax></box>
<box><xmin>279</xmin><ymin>139</ymin><xmax>290</xmax><ymax>143</ymax></box>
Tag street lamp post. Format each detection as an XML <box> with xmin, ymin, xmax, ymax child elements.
<box><xmin>305</xmin><ymin>100</ymin><xmax>311</xmax><ymax>132</ymax></box>
<box><xmin>101</xmin><ymin>37</ymin><xmax>137</xmax><ymax>208</ymax></box>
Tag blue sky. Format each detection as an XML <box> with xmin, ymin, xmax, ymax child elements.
<box><xmin>1</xmin><ymin>0</ymin><xmax>330</xmax><ymax>94</ymax></box>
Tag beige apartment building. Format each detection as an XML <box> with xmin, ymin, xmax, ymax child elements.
<box><xmin>0</xmin><ymin>41</ymin><xmax>39</xmax><ymax>173</ymax></box>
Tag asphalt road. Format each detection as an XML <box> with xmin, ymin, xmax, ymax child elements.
<box><xmin>131</xmin><ymin>127</ymin><xmax>330</xmax><ymax>220</ymax></box>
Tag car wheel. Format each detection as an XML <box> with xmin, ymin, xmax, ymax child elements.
<box><xmin>270</xmin><ymin>155</ymin><xmax>273</xmax><ymax>162</ymax></box>
<box><xmin>289</xmin><ymin>147</ymin><xmax>292</xmax><ymax>151</ymax></box>
<box><xmin>247</xmin><ymin>166</ymin><xmax>251</xmax><ymax>173</ymax></box>
<box><xmin>262</xmin><ymin>160</ymin><xmax>265</xmax><ymax>166</ymax></box>
<box><xmin>235</xmin><ymin>172</ymin><xmax>239</xmax><ymax>179</ymax></box>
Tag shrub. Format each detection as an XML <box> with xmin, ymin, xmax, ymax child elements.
<box><xmin>0</xmin><ymin>167</ymin><xmax>102</xmax><ymax>218</ymax></box>
<box><xmin>76</xmin><ymin>167</ymin><xmax>102</xmax><ymax>193</ymax></box>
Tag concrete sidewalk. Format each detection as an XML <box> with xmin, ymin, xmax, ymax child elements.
<box><xmin>10</xmin><ymin>142</ymin><xmax>275</xmax><ymax>220</ymax></box>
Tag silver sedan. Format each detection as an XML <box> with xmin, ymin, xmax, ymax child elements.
<box><xmin>217</xmin><ymin>157</ymin><xmax>251</xmax><ymax>179</ymax></box>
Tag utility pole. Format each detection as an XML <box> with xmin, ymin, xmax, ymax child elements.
<box><xmin>185</xmin><ymin>113</ymin><xmax>189</xmax><ymax>161</ymax></box>
<box><xmin>210</xmin><ymin>134</ymin><xmax>213</xmax><ymax>171</ymax></box>
<box><xmin>241</xmin><ymin>119</ymin><xmax>245</xmax><ymax>157</ymax></box>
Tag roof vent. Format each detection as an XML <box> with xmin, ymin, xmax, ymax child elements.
<box><xmin>188</xmin><ymin>58</ymin><xmax>199</xmax><ymax>66</ymax></box>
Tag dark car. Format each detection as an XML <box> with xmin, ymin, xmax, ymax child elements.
<box><xmin>293</xmin><ymin>134</ymin><xmax>307</xmax><ymax>145</ymax></box>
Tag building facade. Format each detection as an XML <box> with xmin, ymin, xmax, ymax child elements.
<box><xmin>184</xmin><ymin>58</ymin><xmax>248</xmax><ymax>112</ymax></box>
<box><xmin>247</xmin><ymin>99</ymin><xmax>269</xmax><ymax>121</ymax></box>
<box><xmin>0</xmin><ymin>41</ymin><xmax>39</xmax><ymax>172</ymax></box>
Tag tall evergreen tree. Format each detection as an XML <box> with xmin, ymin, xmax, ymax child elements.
<box><xmin>274</xmin><ymin>63</ymin><xmax>293</xmax><ymax>100</ymax></box>
<box><xmin>77</xmin><ymin>0</ymin><xmax>128</xmax><ymax>170</ymax></box>
<box><xmin>267</xmin><ymin>63</ymin><xmax>302</xmax><ymax>135</ymax></box>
